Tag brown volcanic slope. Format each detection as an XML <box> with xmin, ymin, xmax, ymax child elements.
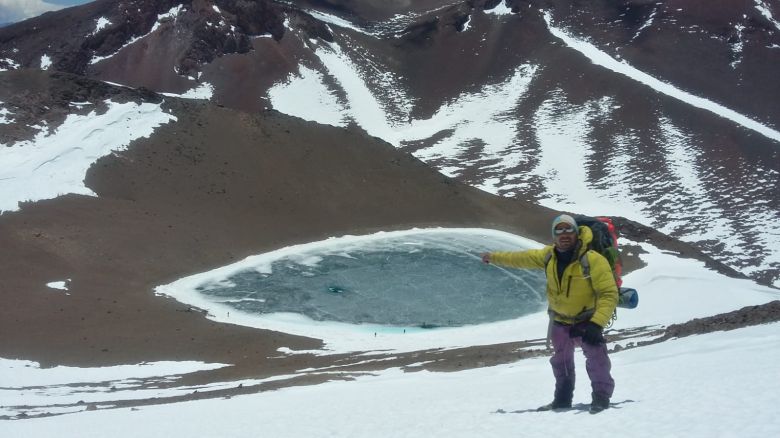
<box><xmin>0</xmin><ymin>70</ymin><xmax>557</xmax><ymax>368</ymax></box>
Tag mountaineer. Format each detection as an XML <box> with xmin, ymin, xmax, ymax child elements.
<box><xmin>481</xmin><ymin>214</ymin><xmax>618</xmax><ymax>414</ymax></box>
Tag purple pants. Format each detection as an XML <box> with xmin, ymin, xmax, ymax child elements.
<box><xmin>549</xmin><ymin>321</ymin><xmax>615</xmax><ymax>400</ymax></box>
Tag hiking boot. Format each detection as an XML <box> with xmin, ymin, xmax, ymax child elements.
<box><xmin>589</xmin><ymin>393</ymin><xmax>610</xmax><ymax>414</ymax></box>
<box><xmin>537</xmin><ymin>399</ymin><xmax>572</xmax><ymax>411</ymax></box>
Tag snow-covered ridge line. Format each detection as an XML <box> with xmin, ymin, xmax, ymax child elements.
<box><xmin>90</xmin><ymin>6</ymin><xmax>184</xmax><ymax>65</ymax></box>
<box><xmin>542</xmin><ymin>11</ymin><xmax>780</xmax><ymax>144</ymax></box>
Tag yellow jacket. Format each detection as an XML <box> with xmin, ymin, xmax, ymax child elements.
<box><xmin>489</xmin><ymin>226</ymin><xmax>618</xmax><ymax>327</ymax></box>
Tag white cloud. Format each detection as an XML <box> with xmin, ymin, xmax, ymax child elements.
<box><xmin>0</xmin><ymin>0</ymin><xmax>65</xmax><ymax>24</ymax></box>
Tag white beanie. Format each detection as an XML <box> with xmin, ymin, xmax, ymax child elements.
<box><xmin>551</xmin><ymin>214</ymin><xmax>578</xmax><ymax>237</ymax></box>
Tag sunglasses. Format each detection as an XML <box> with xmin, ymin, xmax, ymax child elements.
<box><xmin>554</xmin><ymin>227</ymin><xmax>576</xmax><ymax>235</ymax></box>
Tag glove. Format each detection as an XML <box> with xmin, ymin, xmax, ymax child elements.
<box><xmin>581</xmin><ymin>321</ymin><xmax>606</xmax><ymax>345</ymax></box>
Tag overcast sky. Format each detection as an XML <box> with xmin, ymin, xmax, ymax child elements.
<box><xmin>0</xmin><ymin>0</ymin><xmax>92</xmax><ymax>24</ymax></box>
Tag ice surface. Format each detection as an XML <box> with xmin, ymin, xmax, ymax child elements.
<box><xmin>158</xmin><ymin>229</ymin><xmax>545</xmax><ymax>332</ymax></box>
<box><xmin>192</xmin><ymin>231</ymin><xmax>546</xmax><ymax>328</ymax></box>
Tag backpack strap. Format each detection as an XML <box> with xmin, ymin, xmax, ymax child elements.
<box><xmin>579</xmin><ymin>251</ymin><xmax>591</xmax><ymax>279</ymax></box>
<box><xmin>580</xmin><ymin>249</ymin><xmax>618</xmax><ymax>328</ymax></box>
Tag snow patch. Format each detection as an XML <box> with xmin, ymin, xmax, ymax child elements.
<box><xmin>161</xmin><ymin>82</ymin><xmax>214</xmax><ymax>100</ymax></box>
<box><xmin>0</xmin><ymin>358</ymin><xmax>234</xmax><ymax>417</ymax></box>
<box><xmin>410</xmin><ymin>65</ymin><xmax>537</xmax><ymax>181</ymax></box>
<box><xmin>526</xmin><ymin>98</ymin><xmax>777</xmax><ymax>279</ymax></box>
<box><xmin>90</xmin><ymin>17</ymin><xmax>112</xmax><ymax>36</ymax></box>
<box><xmin>301</xmin><ymin>42</ymin><xmax>537</xmax><ymax>161</ymax></box>
<box><xmin>268</xmin><ymin>65</ymin><xmax>348</xmax><ymax>127</ymax></box>
<box><xmin>730</xmin><ymin>23</ymin><xmax>745</xmax><ymax>68</ymax></box>
<box><xmin>1</xmin><ymin>58</ymin><xmax>20</xmax><ymax>71</ymax></box>
<box><xmin>150</xmin><ymin>5</ymin><xmax>184</xmax><ymax>33</ymax></box>
<box><xmin>461</xmin><ymin>15</ymin><xmax>472</xmax><ymax>31</ymax></box>
<box><xmin>755</xmin><ymin>0</ymin><xmax>780</xmax><ymax>32</ymax></box>
<box><xmin>40</xmin><ymin>54</ymin><xmax>52</xmax><ymax>70</ymax></box>
<box><xmin>304</xmin><ymin>9</ymin><xmax>368</xmax><ymax>35</ymax></box>
<box><xmin>531</xmin><ymin>94</ymin><xmax>620</xmax><ymax>214</ymax></box>
<box><xmin>1</xmin><ymin>358</ymin><xmax>230</xmax><ymax>389</ymax></box>
<box><xmin>0</xmin><ymin>104</ymin><xmax>13</xmax><ymax>124</ymax></box>
<box><xmin>485</xmin><ymin>1</ymin><xmax>513</xmax><ymax>16</ymax></box>
<box><xmin>631</xmin><ymin>7</ymin><xmax>658</xmax><ymax>40</ymax></box>
<box><xmin>46</xmin><ymin>280</ymin><xmax>70</xmax><ymax>291</ymax></box>
<box><xmin>0</xmin><ymin>100</ymin><xmax>177</xmax><ymax>213</ymax></box>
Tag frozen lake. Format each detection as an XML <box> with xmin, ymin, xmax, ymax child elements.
<box><xmin>156</xmin><ymin>228</ymin><xmax>548</xmax><ymax>352</ymax></box>
<box><xmin>192</xmin><ymin>231</ymin><xmax>546</xmax><ymax>327</ymax></box>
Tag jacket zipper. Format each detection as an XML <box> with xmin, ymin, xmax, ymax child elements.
<box><xmin>554</xmin><ymin>251</ymin><xmax>579</xmax><ymax>297</ymax></box>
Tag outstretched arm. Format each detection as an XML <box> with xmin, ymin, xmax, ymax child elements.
<box><xmin>482</xmin><ymin>246</ymin><xmax>552</xmax><ymax>270</ymax></box>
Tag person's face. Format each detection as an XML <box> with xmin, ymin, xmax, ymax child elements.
<box><xmin>553</xmin><ymin>223</ymin><xmax>577</xmax><ymax>251</ymax></box>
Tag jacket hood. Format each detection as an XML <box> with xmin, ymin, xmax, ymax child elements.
<box><xmin>576</xmin><ymin>225</ymin><xmax>594</xmax><ymax>256</ymax></box>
